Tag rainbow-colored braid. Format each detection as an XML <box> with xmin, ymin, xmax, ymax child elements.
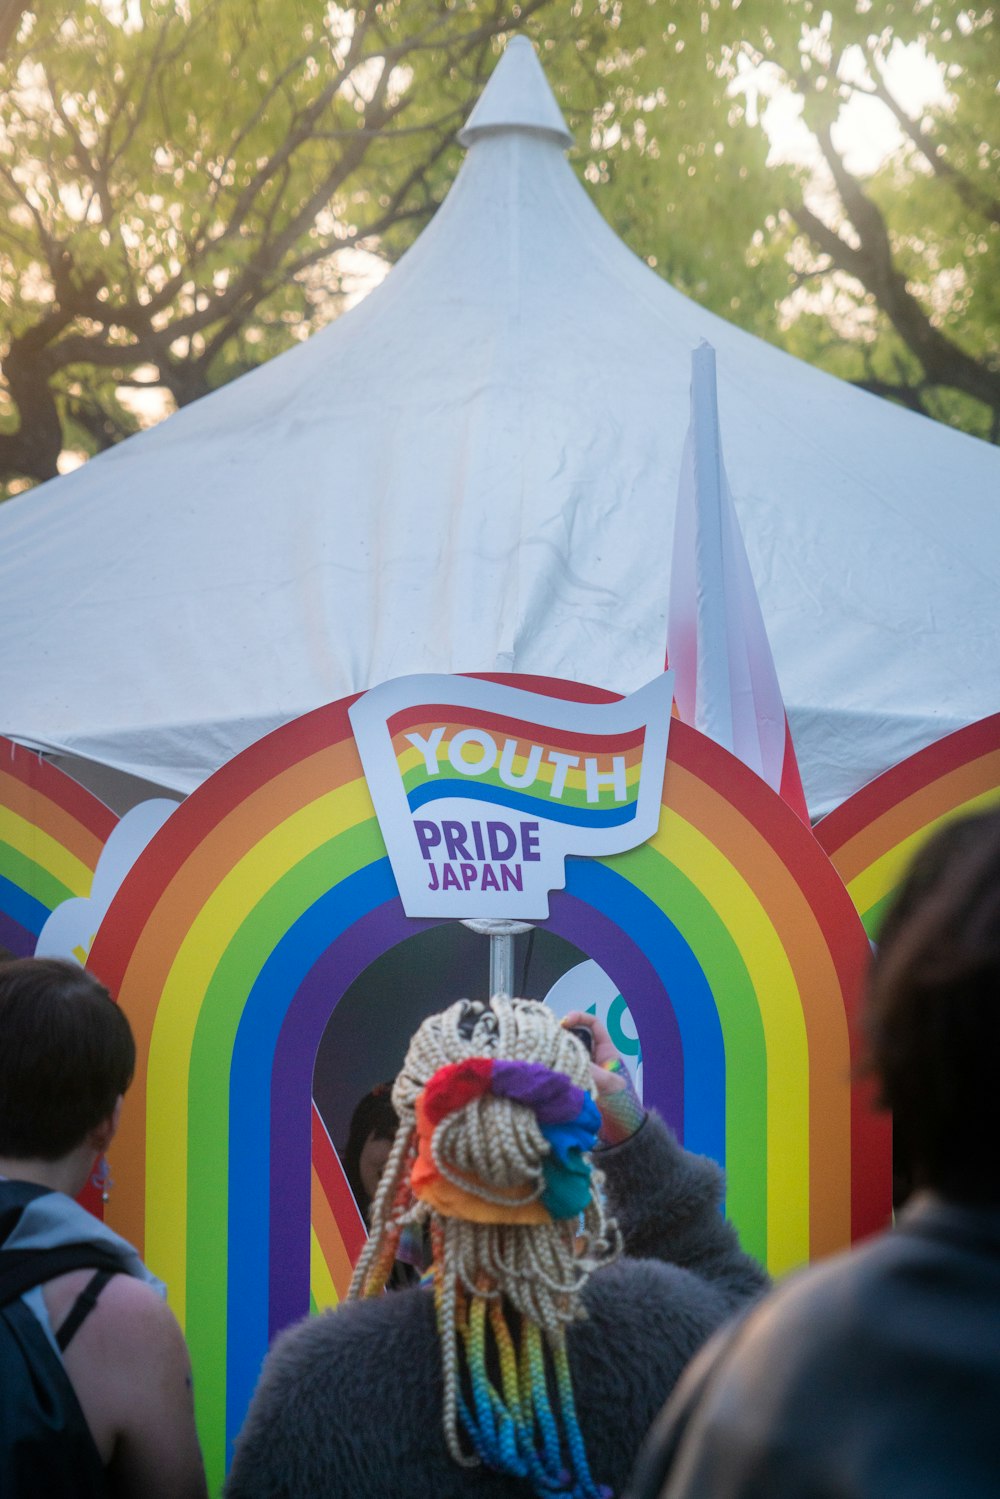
<box><xmin>356</xmin><ymin>1139</ymin><xmax>417</xmax><ymax>1297</ymax></box>
<box><xmin>415</xmin><ymin>1058</ymin><xmax>612</xmax><ymax>1498</ymax></box>
<box><xmin>445</xmin><ymin>1277</ymin><xmax>611</xmax><ymax>1499</ymax></box>
<box><xmin>348</xmin><ymin>996</ymin><xmax>621</xmax><ymax>1499</ymax></box>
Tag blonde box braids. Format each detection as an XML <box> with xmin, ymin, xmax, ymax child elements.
<box><xmin>349</xmin><ymin>996</ymin><xmax>621</xmax><ymax>1498</ymax></box>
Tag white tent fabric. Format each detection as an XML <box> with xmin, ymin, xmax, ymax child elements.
<box><xmin>2</xmin><ymin>37</ymin><xmax>998</xmax><ymax>818</ymax></box>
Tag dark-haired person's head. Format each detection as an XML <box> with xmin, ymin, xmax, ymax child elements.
<box><xmin>0</xmin><ymin>957</ymin><xmax>135</xmax><ymax>1161</ymax></box>
<box><xmin>864</xmin><ymin>807</ymin><xmax>1000</xmax><ymax>1206</ymax></box>
<box><xmin>342</xmin><ymin>1084</ymin><xmax>399</xmax><ymax>1216</ymax></box>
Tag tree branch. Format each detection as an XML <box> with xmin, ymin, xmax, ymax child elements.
<box><xmin>793</xmin><ymin>121</ymin><xmax>1000</xmax><ymax>414</ymax></box>
<box><xmin>0</xmin><ymin>0</ymin><xmax>30</xmax><ymax>60</ymax></box>
<box><xmin>64</xmin><ymin>392</ymin><xmax>137</xmax><ymax>451</ymax></box>
<box><xmin>858</xmin><ymin>48</ymin><xmax>1000</xmax><ymax>226</ymax></box>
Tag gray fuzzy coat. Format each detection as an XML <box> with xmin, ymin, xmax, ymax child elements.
<box><xmin>225</xmin><ymin>1114</ymin><xmax>768</xmax><ymax>1499</ymax></box>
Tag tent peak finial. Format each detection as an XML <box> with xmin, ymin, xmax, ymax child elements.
<box><xmin>458</xmin><ymin>35</ymin><xmax>574</xmax><ymax>149</ymax></box>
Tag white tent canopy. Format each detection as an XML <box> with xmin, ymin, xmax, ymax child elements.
<box><xmin>2</xmin><ymin>37</ymin><xmax>998</xmax><ymax>818</ymax></box>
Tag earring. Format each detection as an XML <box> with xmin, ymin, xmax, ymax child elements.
<box><xmin>90</xmin><ymin>1155</ymin><xmax>114</xmax><ymax>1203</ymax></box>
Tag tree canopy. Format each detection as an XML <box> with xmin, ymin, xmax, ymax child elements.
<box><xmin>584</xmin><ymin>0</ymin><xmax>999</xmax><ymax>440</ymax></box>
<box><xmin>1</xmin><ymin>0</ymin><xmax>996</xmax><ymax>497</ymax></box>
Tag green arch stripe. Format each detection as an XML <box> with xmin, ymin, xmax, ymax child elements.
<box><xmin>0</xmin><ymin>841</ymin><xmax>75</xmax><ymax>911</ymax></box>
<box><xmin>605</xmin><ymin>841</ymin><xmax>768</xmax><ymax>1258</ymax></box>
<box><xmin>184</xmin><ymin>819</ymin><xmax>387</xmax><ymax>1414</ymax></box>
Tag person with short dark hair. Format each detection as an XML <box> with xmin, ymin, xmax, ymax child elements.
<box><xmin>864</xmin><ymin>809</ymin><xmax>1000</xmax><ymax>1207</ymax></box>
<box><xmin>0</xmin><ymin>957</ymin><xmax>136</xmax><ymax>1161</ymax></box>
<box><xmin>341</xmin><ymin>1082</ymin><xmax>399</xmax><ymax>1222</ymax></box>
<box><xmin>626</xmin><ymin>806</ymin><xmax>1000</xmax><ymax>1499</ymax></box>
<box><xmin>0</xmin><ymin>957</ymin><xmax>207</xmax><ymax>1499</ymax></box>
<box><xmin>341</xmin><ymin>1082</ymin><xmax>426</xmax><ymax>1287</ymax></box>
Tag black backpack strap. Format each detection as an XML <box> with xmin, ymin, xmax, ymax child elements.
<box><xmin>55</xmin><ymin>1268</ymin><xmax>116</xmax><ymax>1353</ymax></box>
<box><xmin>0</xmin><ymin>1244</ymin><xmax>124</xmax><ymax>1308</ymax></box>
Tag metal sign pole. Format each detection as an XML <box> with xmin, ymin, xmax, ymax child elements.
<box><xmin>461</xmin><ymin>918</ymin><xmax>533</xmax><ymax>1000</ymax></box>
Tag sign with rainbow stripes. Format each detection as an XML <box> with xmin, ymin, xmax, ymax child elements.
<box><xmin>350</xmin><ymin>674</ymin><xmax>673</xmax><ymax>917</ymax></box>
<box><xmin>816</xmin><ymin>712</ymin><xmax>1000</xmax><ymax>940</ymax></box>
<box><xmin>0</xmin><ymin>736</ymin><xmax>117</xmax><ymax>958</ymax></box>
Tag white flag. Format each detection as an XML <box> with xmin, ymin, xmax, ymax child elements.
<box><xmin>667</xmin><ymin>342</ymin><xmax>809</xmax><ymax>821</ymax></box>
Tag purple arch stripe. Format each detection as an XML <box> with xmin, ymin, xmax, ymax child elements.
<box><xmin>266</xmin><ymin>898</ymin><xmax>686</xmax><ymax>1341</ymax></box>
<box><xmin>0</xmin><ymin>908</ymin><xmax>35</xmax><ymax>956</ymax></box>
<box><xmin>546</xmin><ymin>888</ymin><xmax>683</xmax><ymax>1135</ymax></box>
<box><xmin>268</xmin><ymin>898</ymin><xmax>434</xmax><ymax>1333</ymax></box>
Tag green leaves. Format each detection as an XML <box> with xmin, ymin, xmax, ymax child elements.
<box><xmin>0</xmin><ymin>0</ymin><xmax>996</xmax><ymax>495</ymax></box>
<box><xmin>569</xmin><ymin>0</ymin><xmax>999</xmax><ymax>441</ymax></box>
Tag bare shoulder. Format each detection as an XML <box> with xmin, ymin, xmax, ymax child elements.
<box><xmin>63</xmin><ymin>1271</ymin><xmax>191</xmax><ymax>1384</ymax></box>
<box><xmin>59</xmin><ymin>1273</ymin><xmax>207</xmax><ymax>1499</ymax></box>
<box><xmin>44</xmin><ymin>1266</ymin><xmax>179</xmax><ymax>1338</ymax></box>
<box><xmin>89</xmin><ymin>1269</ymin><xmax>185</xmax><ymax>1336</ymax></box>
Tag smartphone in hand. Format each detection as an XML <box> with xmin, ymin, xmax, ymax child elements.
<box><xmin>566</xmin><ymin>1023</ymin><xmax>594</xmax><ymax>1058</ymax></box>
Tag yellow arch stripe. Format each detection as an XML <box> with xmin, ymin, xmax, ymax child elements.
<box><xmin>309</xmin><ymin>1226</ymin><xmax>340</xmax><ymax>1314</ymax></box>
<box><xmin>849</xmin><ymin>787</ymin><xmax>1000</xmax><ymax>917</ymax></box>
<box><xmin>0</xmin><ymin>806</ymin><xmax>94</xmax><ymax>895</ymax></box>
<box><xmin>310</xmin><ymin>1154</ymin><xmax>356</xmax><ymax>1310</ymax></box>
<box><xmin>144</xmin><ymin>780</ymin><xmax>375</xmax><ymax>1308</ymax></box>
<box><xmin>651</xmin><ymin>810</ymin><xmax>810</xmax><ymax>1272</ymax></box>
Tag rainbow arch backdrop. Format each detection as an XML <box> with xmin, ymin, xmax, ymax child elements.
<box><xmin>815</xmin><ymin>713</ymin><xmax>1000</xmax><ymax>941</ymax></box>
<box><xmin>87</xmin><ymin>676</ymin><xmax>889</xmax><ymax>1491</ymax></box>
<box><xmin>0</xmin><ymin>736</ymin><xmax>117</xmax><ymax>957</ymax></box>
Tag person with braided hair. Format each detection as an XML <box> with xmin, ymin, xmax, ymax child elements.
<box><xmin>226</xmin><ymin>996</ymin><xmax>768</xmax><ymax>1499</ymax></box>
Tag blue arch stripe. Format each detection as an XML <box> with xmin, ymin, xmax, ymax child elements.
<box><xmin>564</xmin><ymin>860</ymin><xmax>725</xmax><ymax>1165</ymax></box>
<box><xmin>0</xmin><ymin>873</ymin><xmax>48</xmax><ymax>936</ymax></box>
<box><xmin>222</xmin><ymin>856</ymin><xmax>726</xmax><ymax>1456</ymax></box>
<box><xmin>226</xmin><ymin>860</ymin><xmax>397</xmax><ymax>1451</ymax></box>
